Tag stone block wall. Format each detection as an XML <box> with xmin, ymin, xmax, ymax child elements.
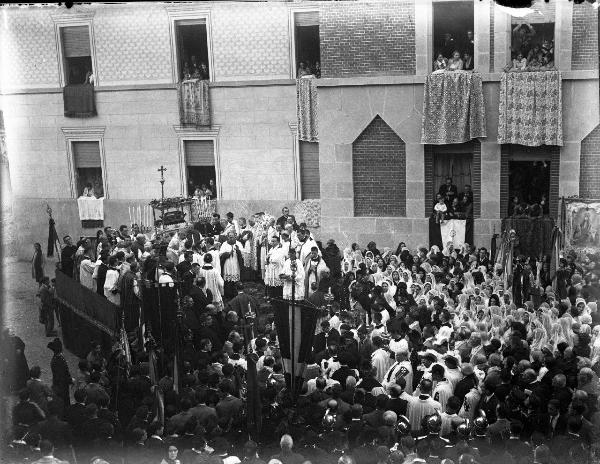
<box><xmin>320</xmin><ymin>1</ymin><xmax>416</xmax><ymax>77</ymax></box>
<box><xmin>572</xmin><ymin>2</ymin><xmax>599</xmax><ymax>71</ymax></box>
<box><xmin>352</xmin><ymin>116</ymin><xmax>406</xmax><ymax>217</ymax></box>
<box><xmin>580</xmin><ymin>124</ymin><xmax>600</xmax><ymax>198</ymax></box>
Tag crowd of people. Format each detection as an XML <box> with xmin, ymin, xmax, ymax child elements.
<box><xmin>433</xmin><ymin>32</ymin><xmax>475</xmax><ymax>72</ymax></box>
<box><xmin>3</xmin><ymin>203</ymin><xmax>600</xmax><ymax>464</ymax></box>
<box><xmin>432</xmin><ymin>178</ymin><xmax>474</xmax><ymax>224</ymax></box>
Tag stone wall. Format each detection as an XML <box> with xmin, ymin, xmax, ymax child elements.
<box><xmin>320</xmin><ymin>1</ymin><xmax>416</xmax><ymax>78</ymax></box>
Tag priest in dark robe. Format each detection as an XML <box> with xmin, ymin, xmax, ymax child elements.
<box><xmin>119</xmin><ymin>261</ymin><xmax>141</xmax><ymax>333</ymax></box>
<box><xmin>225</xmin><ymin>282</ymin><xmax>259</xmax><ymax>343</ymax></box>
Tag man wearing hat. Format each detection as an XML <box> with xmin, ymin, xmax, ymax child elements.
<box><xmin>313</xmin><ymin>320</ymin><xmax>340</xmax><ymax>356</ymax></box>
<box><xmin>413</xmin><ymin>350</ymin><xmax>438</xmax><ymax>391</ymax></box>
<box><xmin>454</xmin><ymin>363</ymin><xmax>478</xmax><ymax>404</ymax></box>
<box><xmin>443</xmin><ymin>355</ymin><xmax>462</xmax><ymax>390</ymax></box>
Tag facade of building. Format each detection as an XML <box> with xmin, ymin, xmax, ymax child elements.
<box><xmin>0</xmin><ymin>0</ymin><xmax>598</xmax><ymax>258</ymax></box>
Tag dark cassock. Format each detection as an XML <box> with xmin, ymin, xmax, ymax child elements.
<box><xmin>119</xmin><ymin>268</ymin><xmax>141</xmax><ymax>333</ymax></box>
<box><xmin>225</xmin><ymin>287</ymin><xmax>260</xmax><ymax>342</ymax></box>
<box><xmin>60</xmin><ymin>244</ymin><xmax>78</xmax><ymax>278</ymax></box>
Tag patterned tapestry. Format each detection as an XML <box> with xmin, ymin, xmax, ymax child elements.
<box><xmin>498</xmin><ymin>71</ymin><xmax>563</xmax><ymax>146</ymax></box>
<box><xmin>421</xmin><ymin>71</ymin><xmax>486</xmax><ymax>144</ymax></box>
<box><xmin>297</xmin><ymin>78</ymin><xmax>318</xmax><ymax>142</ymax></box>
<box><xmin>63</xmin><ymin>84</ymin><xmax>97</xmax><ymax>118</ymax></box>
<box><xmin>564</xmin><ymin>200</ymin><xmax>600</xmax><ymax>252</ymax></box>
<box><xmin>178</xmin><ymin>80</ymin><xmax>210</xmax><ymax>127</ymax></box>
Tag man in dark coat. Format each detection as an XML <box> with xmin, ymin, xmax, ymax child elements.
<box><xmin>60</xmin><ymin>235</ymin><xmax>78</xmax><ymax>278</ymax></box>
<box><xmin>119</xmin><ymin>261</ymin><xmax>140</xmax><ymax>332</ymax></box>
<box><xmin>323</xmin><ymin>239</ymin><xmax>342</xmax><ymax>279</ymax></box>
<box><xmin>188</xmin><ymin>277</ymin><xmax>213</xmax><ymax>314</ymax></box>
<box><xmin>48</xmin><ymin>338</ymin><xmax>72</xmax><ymax>408</ymax></box>
<box><xmin>276</xmin><ymin>206</ymin><xmax>297</xmax><ymax>230</ymax></box>
<box><xmin>225</xmin><ymin>282</ymin><xmax>259</xmax><ymax>342</ymax></box>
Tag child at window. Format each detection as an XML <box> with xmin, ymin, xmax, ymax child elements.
<box><xmin>433</xmin><ymin>53</ymin><xmax>448</xmax><ymax>72</ymax></box>
<box><xmin>434</xmin><ymin>197</ymin><xmax>448</xmax><ymax>224</ymax></box>
<box><xmin>447</xmin><ymin>51</ymin><xmax>464</xmax><ymax>71</ymax></box>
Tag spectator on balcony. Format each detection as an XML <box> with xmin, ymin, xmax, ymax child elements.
<box><xmin>466</xmin><ymin>30</ymin><xmax>475</xmax><ymax>56</ymax></box>
<box><xmin>433</xmin><ymin>53</ymin><xmax>448</xmax><ymax>72</ymax></box>
<box><xmin>199</xmin><ymin>63</ymin><xmax>209</xmax><ymax>80</ymax></box>
<box><xmin>314</xmin><ymin>61</ymin><xmax>321</xmax><ymax>78</ymax></box>
<box><xmin>447</xmin><ymin>51</ymin><xmax>464</xmax><ymax>71</ymax></box>
<box><xmin>539</xmin><ymin>53</ymin><xmax>555</xmax><ymax>71</ymax></box>
<box><xmin>463</xmin><ymin>52</ymin><xmax>474</xmax><ymax>71</ymax></box>
<box><xmin>506</xmin><ymin>53</ymin><xmax>527</xmax><ymax>72</ymax></box>
<box><xmin>459</xmin><ymin>184</ymin><xmax>474</xmax><ymax>206</ymax></box>
<box><xmin>182</xmin><ymin>62</ymin><xmax>191</xmax><ymax>81</ymax></box>
<box><xmin>298</xmin><ymin>62</ymin><xmax>312</xmax><ymax>78</ymax></box>
<box><xmin>438</xmin><ymin>177</ymin><xmax>458</xmax><ymax>205</ymax></box>
<box><xmin>82</xmin><ymin>182</ymin><xmax>96</xmax><ymax>198</ymax></box>
<box><xmin>434</xmin><ymin>197</ymin><xmax>448</xmax><ymax>224</ymax></box>
<box><xmin>442</xmin><ymin>33</ymin><xmax>456</xmax><ymax>59</ymax></box>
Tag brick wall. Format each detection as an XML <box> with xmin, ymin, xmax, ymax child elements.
<box><xmin>320</xmin><ymin>1</ymin><xmax>416</xmax><ymax>77</ymax></box>
<box><xmin>580</xmin><ymin>125</ymin><xmax>600</xmax><ymax>198</ymax></box>
<box><xmin>473</xmin><ymin>142</ymin><xmax>482</xmax><ymax>218</ymax></box>
<box><xmin>572</xmin><ymin>2</ymin><xmax>599</xmax><ymax>71</ymax></box>
<box><xmin>352</xmin><ymin>116</ymin><xmax>406</xmax><ymax>217</ymax></box>
<box><xmin>500</xmin><ymin>148</ymin><xmax>510</xmax><ymax>218</ymax></box>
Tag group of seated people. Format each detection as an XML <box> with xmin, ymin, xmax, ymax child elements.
<box><xmin>433</xmin><ymin>32</ymin><xmax>475</xmax><ymax>72</ymax></box>
<box><xmin>509</xmin><ymin>195</ymin><xmax>550</xmax><ymax>218</ymax></box>
<box><xmin>192</xmin><ymin>180</ymin><xmax>217</xmax><ymax>202</ymax></box>
<box><xmin>505</xmin><ymin>38</ymin><xmax>555</xmax><ymax>72</ymax></box>
<box><xmin>297</xmin><ymin>61</ymin><xmax>321</xmax><ymax>78</ymax></box>
<box><xmin>432</xmin><ymin>178</ymin><xmax>474</xmax><ymax>223</ymax></box>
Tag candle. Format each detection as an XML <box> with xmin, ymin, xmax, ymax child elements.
<box><xmin>328</xmin><ymin>287</ymin><xmax>331</xmax><ymax>294</ymax></box>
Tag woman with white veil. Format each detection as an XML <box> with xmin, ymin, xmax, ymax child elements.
<box><xmin>559</xmin><ymin>316</ymin><xmax>574</xmax><ymax>346</ymax></box>
<box><xmin>549</xmin><ymin>322</ymin><xmax>567</xmax><ymax>352</ymax></box>
<box><xmin>530</xmin><ymin>327</ymin><xmax>548</xmax><ymax>352</ymax></box>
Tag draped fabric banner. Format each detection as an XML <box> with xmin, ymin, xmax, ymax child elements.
<box><xmin>55</xmin><ymin>269</ymin><xmax>119</xmax><ymax>334</ymax></box>
<box><xmin>63</xmin><ymin>84</ymin><xmax>97</xmax><ymax>118</ymax></box>
<box><xmin>272</xmin><ymin>299</ymin><xmax>319</xmax><ymax>379</ymax></box>
<box><xmin>421</xmin><ymin>71</ymin><xmax>486</xmax><ymax>144</ymax></box>
<box><xmin>498</xmin><ymin>71</ymin><xmax>563</xmax><ymax>146</ymax></box>
<box><xmin>501</xmin><ymin>217</ymin><xmax>555</xmax><ymax>257</ymax></box>
<box><xmin>245</xmin><ymin>353</ymin><xmax>263</xmax><ymax>439</ymax></box>
<box><xmin>77</xmin><ymin>197</ymin><xmax>104</xmax><ymax>220</ymax></box>
<box><xmin>440</xmin><ymin>219</ymin><xmax>467</xmax><ymax>248</ymax></box>
<box><xmin>297</xmin><ymin>78</ymin><xmax>318</xmax><ymax>142</ymax></box>
<box><xmin>178</xmin><ymin>79</ymin><xmax>210</xmax><ymax>127</ymax></box>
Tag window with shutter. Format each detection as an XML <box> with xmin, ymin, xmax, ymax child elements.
<box><xmin>60</xmin><ymin>25</ymin><xmax>93</xmax><ymax>85</ymax></box>
<box><xmin>293</xmin><ymin>11</ymin><xmax>321</xmax><ymax>78</ymax></box>
<box><xmin>299</xmin><ymin>141</ymin><xmax>320</xmax><ymax>200</ymax></box>
<box><xmin>184</xmin><ymin>140</ymin><xmax>217</xmax><ymax>198</ymax></box>
<box><xmin>72</xmin><ymin>141</ymin><xmax>104</xmax><ymax>197</ymax></box>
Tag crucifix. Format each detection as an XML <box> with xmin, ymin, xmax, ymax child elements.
<box><xmin>158</xmin><ymin>165</ymin><xmax>167</xmax><ymax>233</ymax></box>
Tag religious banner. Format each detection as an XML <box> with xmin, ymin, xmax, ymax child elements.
<box><xmin>77</xmin><ymin>196</ymin><xmax>104</xmax><ymax>220</ymax></box>
<box><xmin>297</xmin><ymin>78</ymin><xmax>318</xmax><ymax>142</ymax></box>
<box><xmin>272</xmin><ymin>299</ymin><xmax>319</xmax><ymax>380</ymax></box>
<box><xmin>440</xmin><ymin>219</ymin><xmax>467</xmax><ymax>249</ymax></box>
<box><xmin>564</xmin><ymin>199</ymin><xmax>600</xmax><ymax>252</ymax></box>
<box><xmin>498</xmin><ymin>71</ymin><xmax>562</xmax><ymax>146</ymax></box>
<box><xmin>178</xmin><ymin>79</ymin><xmax>210</xmax><ymax>127</ymax></box>
<box><xmin>421</xmin><ymin>71</ymin><xmax>486</xmax><ymax>144</ymax></box>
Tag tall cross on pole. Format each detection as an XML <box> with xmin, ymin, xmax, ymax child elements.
<box><xmin>158</xmin><ymin>165</ymin><xmax>167</xmax><ymax>234</ymax></box>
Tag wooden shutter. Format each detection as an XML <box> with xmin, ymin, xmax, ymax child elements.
<box><xmin>300</xmin><ymin>141</ymin><xmax>320</xmax><ymax>199</ymax></box>
<box><xmin>61</xmin><ymin>26</ymin><xmax>91</xmax><ymax>58</ymax></box>
<box><xmin>295</xmin><ymin>11</ymin><xmax>319</xmax><ymax>27</ymax></box>
<box><xmin>72</xmin><ymin>141</ymin><xmax>101</xmax><ymax>168</ymax></box>
<box><xmin>184</xmin><ymin>140</ymin><xmax>215</xmax><ymax>166</ymax></box>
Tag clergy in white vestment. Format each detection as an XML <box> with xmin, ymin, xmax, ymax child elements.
<box><xmin>198</xmin><ymin>253</ymin><xmax>224</xmax><ymax>309</ymax></box>
<box><xmin>371</xmin><ymin>336</ymin><xmax>394</xmax><ymax>383</ymax></box>
<box><xmin>304</xmin><ymin>246</ymin><xmax>329</xmax><ymax>298</ymax></box>
<box><xmin>406</xmin><ymin>379</ymin><xmax>442</xmax><ymax>433</ymax></box>
<box><xmin>219</xmin><ymin>232</ymin><xmax>244</xmax><ymax>299</ymax></box>
<box><xmin>223</xmin><ymin>212</ymin><xmax>241</xmax><ymax>237</ymax></box>
<box><xmin>204</xmin><ymin>237</ymin><xmax>221</xmax><ymax>276</ymax></box>
<box><xmin>280</xmin><ymin>249</ymin><xmax>305</xmax><ymax>300</ymax></box>
<box><xmin>103</xmin><ymin>256</ymin><xmax>121</xmax><ymax>306</ymax></box>
<box><xmin>296</xmin><ymin>228</ymin><xmax>321</xmax><ymax>266</ymax></box>
<box><xmin>382</xmin><ymin>348</ymin><xmax>414</xmax><ymax>394</ymax></box>
<box><xmin>264</xmin><ymin>235</ymin><xmax>286</xmax><ymax>299</ymax></box>
<box><xmin>79</xmin><ymin>254</ymin><xmax>95</xmax><ymax>290</ymax></box>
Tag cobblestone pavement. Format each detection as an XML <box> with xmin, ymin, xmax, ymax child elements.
<box><xmin>2</xmin><ymin>257</ymin><xmax>79</xmax><ymax>385</ymax></box>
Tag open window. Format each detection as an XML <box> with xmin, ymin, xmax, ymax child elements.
<box><xmin>184</xmin><ymin>140</ymin><xmax>217</xmax><ymax>199</ymax></box>
<box><xmin>175</xmin><ymin>19</ymin><xmax>210</xmax><ymax>82</ymax></box>
<box><xmin>72</xmin><ymin>141</ymin><xmax>104</xmax><ymax>198</ymax></box>
<box><xmin>432</xmin><ymin>1</ymin><xmax>475</xmax><ymax>71</ymax></box>
<box><xmin>293</xmin><ymin>11</ymin><xmax>321</xmax><ymax>78</ymax></box>
<box><xmin>59</xmin><ymin>26</ymin><xmax>94</xmax><ymax>85</ymax></box>
<box><xmin>511</xmin><ymin>1</ymin><xmax>555</xmax><ymax>69</ymax></box>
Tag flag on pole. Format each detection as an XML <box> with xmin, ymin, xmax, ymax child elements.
<box><xmin>272</xmin><ymin>300</ymin><xmax>319</xmax><ymax>379</ymax></box>
<box><xmin>503</xmin><ymin>232</ymin><xmax>514</xmax><ymax>292</ymax></box>
<box><xmin>550</xmin><ymin>227</ymin><xmax>562</xmax><ymax>293</ymax></box>
<box><xmin>120</xmin><ymin>326</ymin><xmax>131</xmax><ymax>365</ymax></box>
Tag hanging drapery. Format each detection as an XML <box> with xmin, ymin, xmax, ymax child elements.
<box><xmin>421</xmin><ymin>71</ymin><xmax>486</xmax><ymax>144</ymax></box>
<box><xmin>63</xmin><ymin>84</ymin><xmax>97</xmax><ymax>118</ymax></box>
<box><xmin>177</xmin><ymin>79</ymin><xmax>210</xmax><ymax>127</ymax></box>
<box><xmin>297</xmin><ymin>78</ymin><xmax>318</xmax><ymax>142</ymax></box>
<box><xmin>498</xmin><ymin>71</ymin><xmax>563</xmax><ymax>146</ymax></box>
